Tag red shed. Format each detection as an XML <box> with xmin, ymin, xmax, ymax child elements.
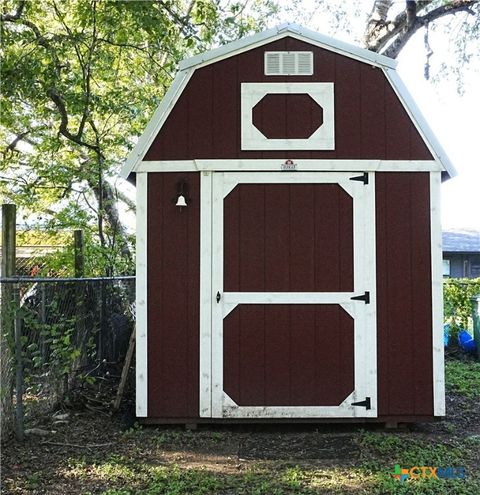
<box><xmin>121</xmin><ymin>24</ymin><xmax>455</xmax><ymax>424</ymax></box>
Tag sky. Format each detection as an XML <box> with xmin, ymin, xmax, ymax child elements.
<box><xmin>275</xmin><ymin>1</ymin><xmax>480</xmax><ymax>230</ymax></box>
<box><xmin>397</xmin><ymin>35</ymin><xmax>480</xmax><ymax>230</ymax></box>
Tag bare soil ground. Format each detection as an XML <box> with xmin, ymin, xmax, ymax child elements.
<box><xmin>2</xmin><ymin>358</ymin><xmax>480</xmax><ymax>494</ymax></box>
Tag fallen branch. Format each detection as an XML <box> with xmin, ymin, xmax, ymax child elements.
<box><xmin>40</xmin><ymin>441</ymin><xmax>114</xmax><ymax>448</ymax></box>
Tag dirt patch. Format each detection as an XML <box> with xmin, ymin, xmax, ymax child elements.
<box><xmin>238</xmin><ymin>432</ymin><xmax>359</xmax><ymax>463</ymax></box>
<box><xmin>2</xmin><ymin>366</ymin><xmax>480</xmax><ymax>494</ymax></box>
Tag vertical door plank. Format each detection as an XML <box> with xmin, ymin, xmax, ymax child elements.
<box><xmin>239</xmin><ymin>185</ymin><xmax>266</xmax><ymax>291</ymax></box>
<box><xmin>239</xmin><ymin>305</ymin><xmax>265</xmax><ymax>405</ymax></box>
<box><xmin>265</xmin><ymin>305</ymin><xmax>291</xmax><ymax>405</ymax></box>
<box><xmin>290</xmin><ymin>185</ymin><xmax>315</xmax><ymax>291</ymax></box>
<box><xmin>224</xmin><ymin>187</ymin><xmax>240</xmax><ymax>292</ymax></box>
<box><xmin>223</xmin><ymin>308</ymin><xmax>240</xmax><ymax>402</ymax></box>
<box><xmin>290</xmin><ymin>305</ymin><xmax>316</xmax><ymax>405</ymax></box>
<box><xmin>265</xmin><ymin>185</ymin><xmax>290</xmax><ymax>290</ymax></box>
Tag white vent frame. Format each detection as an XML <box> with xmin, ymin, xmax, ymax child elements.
<box><xmin>264</xmin><ymin>51</ymin><xmax>314</xmax><ymax>76</ymax></box>
<box><xmin>241</xmin><ymin>82</ymin><xmax>335</xmax><ymax>151</ymax></box>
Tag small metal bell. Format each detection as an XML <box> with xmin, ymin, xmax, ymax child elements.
<box><xmin>176</xmin><ymin>194</ymin><xmax>187</xmax><ymax>207</ymax></box>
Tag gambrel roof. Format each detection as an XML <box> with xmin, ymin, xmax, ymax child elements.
<box><xmin>120</xmin><ymin>23</ymin><xmax>456</xmax><ymax>179</ymax></box>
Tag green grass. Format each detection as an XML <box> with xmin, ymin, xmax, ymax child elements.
<box><xmin>445</xmin><ymin>359</ymin><xmax>480</xmax><ymax>398</ymax></box>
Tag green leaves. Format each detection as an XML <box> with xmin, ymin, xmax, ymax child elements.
<box><xmin>2</xmin><ymin>0</ymin><xmax>275</xmax><ymax>274</ymax></box>
<box><xmin>444</xmin><ymin>278</ymin><xmax>480</xmax><ymax>332</ymax></box>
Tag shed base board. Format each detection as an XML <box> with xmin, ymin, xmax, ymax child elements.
<box><xmin>139</xmin><ymin>416</ymin><xmax>443</xmax><ymax>425</ymax></box>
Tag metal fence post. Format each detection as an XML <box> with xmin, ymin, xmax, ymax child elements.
<box><xmin>74</xmin><ymin>230</ymin><xmax>87</xmax><ymax>377</ymax></box>
<box><xmin>472</xmin><ymin>295</ymin><xmax>480</xmax><ymax>361</ymax></box>
<box><xmin>14</xmin><ymin>284</ymin><xmax>24</xmax><ymax>441</ymax></box>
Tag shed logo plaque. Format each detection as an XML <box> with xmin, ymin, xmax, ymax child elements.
<box><xmin>281</xmin><ymin>159</ymin><xmax>297</xmax><ymax>171</ymax></box>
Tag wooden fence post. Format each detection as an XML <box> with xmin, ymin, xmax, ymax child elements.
<box><xmin>1</xmin><ymin>203</ymin><xmax>17</xmax><ymax>438</ymax></box>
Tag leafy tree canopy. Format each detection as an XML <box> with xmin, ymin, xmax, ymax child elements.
<box><xmin>1</xmin><ymin>0</ymin><xmax>275</xmax><ymax>273</ymax></box>
<box><xmin>1</xmin><ymin>0</ymin><xmax>478</xmax><ymax>274</ymax></box>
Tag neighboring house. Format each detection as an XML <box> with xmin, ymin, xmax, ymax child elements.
<box><xmin>0</xmin><ymin>230</ymin><xmax>68</xmax><ymax>276</ymax></box>
<box><xmin>443</xmin><ymin>229</ymin><xmax>480</xmax><ymax>279</ymax></box>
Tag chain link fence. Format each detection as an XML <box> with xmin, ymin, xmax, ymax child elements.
<box><xmin>1</xmin><ymin>276</ymin><xmax>135</xmax><ymax>441</ymax></box>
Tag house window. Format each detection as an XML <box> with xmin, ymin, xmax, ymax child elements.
<box><xmin>442</xmin><ymin>259</ymin><xmax>450</xmax><ymax>278</ymax></box>
<box><xmin>471</xmin><ymin>262</ymin><xmax>480</xmax><ymax>278</ymax></box>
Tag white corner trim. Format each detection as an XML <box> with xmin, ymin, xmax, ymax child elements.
<box><xmin>199</xmin><ymin>172</ymin><xmax>213</xmax><ymax>417</ymax></box>
<box><xmin>382</xmin><ymin>68</ymin><xmax>457</xmax><ymax>179</ymax></box>
<box><xmin>119</xmin><ymin>68</ymin><xmax>194</xmax><ymax>179</ymax></box>
<box><xmin>135</xmin><ymin>173</ymin><xmax>148</xmax><ymax>417</ymax></box>
<box><xmin>241</xmin><ymin>82</ymin><xmax>335</xmax><ymax>150</ymax></box>
<box><xmin>179</xmin><ymin>24</ymin><xmax>396</xmax><ymax>72</ymax></box>
<box><xmin>430</xmin><ymin>172</ymin><xmax>445</xmax><ymax>416</ymax></box>
<box><xmin>136</xmin><ymin>159</ymin><xmax>441</xmax><ymax>173</ymax></box>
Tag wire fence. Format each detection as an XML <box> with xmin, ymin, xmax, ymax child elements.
<box><xmin>1</xmin><ymin>276</ymin><xmax>135</xmax><ymax>442</ymax></box>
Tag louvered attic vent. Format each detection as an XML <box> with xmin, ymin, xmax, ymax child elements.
<box><xmin>264</xmin><ymin>51</ymin><xmax>314</xmax><ymax>76</ymax></box>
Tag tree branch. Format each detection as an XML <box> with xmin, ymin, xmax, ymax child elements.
<box><xmin>46</xmin><ymin>87</ymin><xmax>101</xmax><ymax>154</ymax></box>
<box><xmin>382</xmin><ymin>0</ymin><xmax>478</xmax><ymax>59</ymax></box>
<box><xmin>156</xmin><ymin>0</ymin><xmax>202</xmax><ymax>42</ymax></box>
<box><xmin>2</xmin><ymin>131</ymin><xmax>30</xmax><ymax>157</ymax></box>
<box><xmin>365</xmin><ymin>0</ymin><xmax>434</xmax><ymax>52</ymax></box>
<box><xmin>0</xmin><ymin>0</ymin><xmax>26</xmax><ymax>22</ymax></box>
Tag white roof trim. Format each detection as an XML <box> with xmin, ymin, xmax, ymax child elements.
<box><xmin>120</xmin><ymin>23</ymin><xmax>455</xmax><ymax>180</ymax></box>
<box><xmin>383</xmin><ymin>68</ymin><xmax>457</xmax><ymax>178</ymax></box>
<box><xmin>179</xmin><ymin>23</ymin><xmax>397</xmax><ymax>71</ymax></box>
<box><xmin>120</xmin><ymin>68</ymin><xmax>194</xmax><ymax>179</ymax></box>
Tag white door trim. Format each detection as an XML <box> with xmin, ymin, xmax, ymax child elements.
<box><xmin>199</xmin><ymin>172</ymin><xmax>213</xmax><ymax>417</ymax></box>
<box><xmin>201</xmin><ymin>171</ymin><xmax>377</xmax><ymax>419</ymax></box>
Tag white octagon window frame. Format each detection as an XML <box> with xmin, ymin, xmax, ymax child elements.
<box><xmin>241</xmin><ymin>82</ymin><xmax>335</xmax><ymax>151</ymax></box>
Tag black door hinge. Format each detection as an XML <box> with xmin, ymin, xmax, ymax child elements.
<box><xmin>216</xmin><ymin>291</ymin><xmax>221</xmax><ymax>303</ymax></box>
<box><xmin>349</xmin><ymin>172</ymin><xmax>369</xmax><ymax>185</ymax></box>
<box><xmin>352</xmin><ymin>397</ymin><xmax>371</xmax><ymax>410</ymax></box>
<box><xmin>350</xmin><ymin>291</ymin><xmax>370</xmax><ymax>304</ymax></box>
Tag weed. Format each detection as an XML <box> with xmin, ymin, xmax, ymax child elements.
<box><xmin>24</xmin><ymin>471</ymin><xmax>42</xmax><ymax>489</ymax></box>
<box><xmin>445</xmin><ymin>359</ymin><xmax>480</xmax><ymax>399</ymax></box>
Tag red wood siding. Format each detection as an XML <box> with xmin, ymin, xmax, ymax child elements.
<box><xmin>144</xmin><ymin>37</ymin><xmax>433</xmax><ymax>161</ymax></box>
<box><xmin>147</xmin><ymin>172</ymin><xmax>200</xmax><ymax>417</ymax></box>
<box><xmin>376</xmin><ymin>172</ymin><xmax>434</xmax><ymax>417</ymax></box>
<box><xmin>223</xmin><ymin>304</ymin><xmax>354</xmax><ymax>406</ymax></box>
<box><xmin>223</xmin><ymin>183</ymin><xmax>353</xmax><ymax>292</ymax></box>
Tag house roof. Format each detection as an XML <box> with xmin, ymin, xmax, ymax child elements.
<box><xmin>120</xmin><ymin>23</ymin><xmax>457</xmax><ymax>180</ymax></box>
<box><xmin>443</xmin><ymin>229</ymin><xmax>480</xmax><ymax>253</ymax></box>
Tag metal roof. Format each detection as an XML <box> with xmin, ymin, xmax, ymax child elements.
<box><xmin>443</xmin><ymin>229</ymin><xmax>480</xmax><ymax>253</ymax></box>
